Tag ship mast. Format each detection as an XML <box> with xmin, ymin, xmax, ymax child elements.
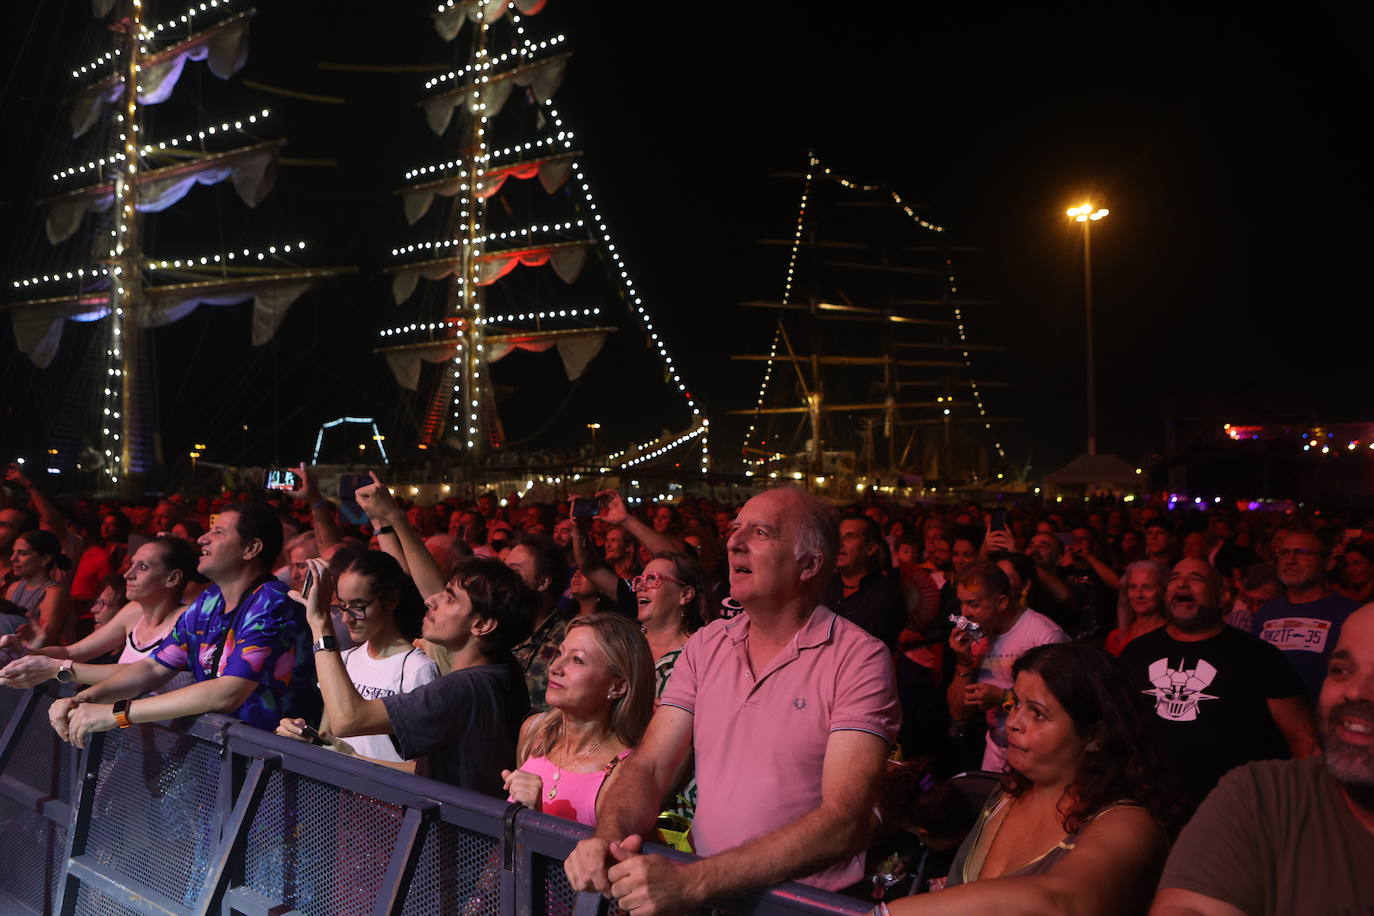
<box><xmin>454</xmin><ymin>13</ymin><xmax>490</xmax><ymax>463</ymax></box>
<box><xmin>111</xmin><ymin>1</ymin><xmax>146</xmax><ymax>493</ymax></box>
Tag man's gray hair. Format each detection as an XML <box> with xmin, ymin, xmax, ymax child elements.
<box><xmin>781</xmin><ymin>487</ymin><xmax>838</xmax><ymax>588</ymax></box>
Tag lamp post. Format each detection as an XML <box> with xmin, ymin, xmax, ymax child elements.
<box><xmin>587</xmin><ymin>422</ymin><xmax>601</xmax><ymax>455</ymax></box>
<box><xmin>1066</xmin><ymin>201</ymin><xmax>1109</xmax><ymax>456</ymax></box>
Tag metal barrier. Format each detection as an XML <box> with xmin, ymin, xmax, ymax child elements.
<box><xmin>0</xmin><ymin>684</ymin><xmax>871</xmax><ymax>916</ymax></box>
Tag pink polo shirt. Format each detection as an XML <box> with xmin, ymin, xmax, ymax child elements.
<box><xmin>659</xmin><ymin>605</ymin><xmax>899</xmax><ymax>890</ymax></box>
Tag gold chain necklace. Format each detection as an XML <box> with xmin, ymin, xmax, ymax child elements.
<box><xmin>547</xmin><ymin>736</ymin><xmax>606</xmax><ymax>801</ymax></box>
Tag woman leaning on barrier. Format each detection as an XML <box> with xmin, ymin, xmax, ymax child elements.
<box><xmin>502</xmin><ymin>613</ymin><xmax>654</xmax><ymax>826</ymax></box>
<box><xmin>276</xmin><ymin>550</ymin><xmax>439</xmax><ymax>770</ymax></box>
<box><xmin>0</xmin><ymin>537</ymin><xmax>196</xmax><ymax>689</ymax></box>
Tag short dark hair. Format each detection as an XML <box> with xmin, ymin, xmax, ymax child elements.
<box><xmin>987</xmin><ymin>550</ymin><xmax>1035</xmax><ymax>592</ymax></box>
<box><xmin>954</xmin><ymin>561</ymin><xmax>1011</xmax><ymax>599</ymax></box>
<box><xmin>451</xmin><ymin>557</ymin><xmax>535</xmax><ymax>653</ymax></box>
<box><xmin>510</xmin><ymin>532</ymin><xmax>569</xmax><ymax>596</ymax></box>
<box><xmin>221</xmin><ymin>502</ymin><xmax>283</xmax><ymax>574</ymax></box>
<box><xmin>841</xmin><ymin>512</ymin><xmax>883</xmax><ymax>545</ymax></box>
<box><xmin>149</xmin><ymin>536</ymin><xmax>199</xmax><ymax>584</ymax></box>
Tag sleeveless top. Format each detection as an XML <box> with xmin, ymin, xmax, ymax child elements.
<box><xmin>118</xmin><ymin>623</ymin><xmax>166</xmax><ymax>664</ymax></box>
<box><xmin>520</xmin><ymin>749</ymin><xmax>632</xmax><ymax>827</ymax></box>
<box><xmin>946</xmin><ymin>790</ymin><xmax>1142</xmax><ymax>887</ymax></box>
<box><xmin>8</xmin><ymin>578</ymin><xmax>57</xmax><ymax>617</ymax></box>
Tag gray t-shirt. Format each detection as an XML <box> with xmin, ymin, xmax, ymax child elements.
<box><xmin>1159</xmin><ymin>756</ymin><xmax>1374</xmax><ymax>915</ymax></box>
<box><xmin>382</xmin><ymin>656</ymin><xmax>530</xmax><ymax>797</ymax></box>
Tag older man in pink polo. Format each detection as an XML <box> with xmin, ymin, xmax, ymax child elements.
<box><xmin>564</xmin><ymin>486</ymin><xmax>899</xmax><ymax>914</ymax></box>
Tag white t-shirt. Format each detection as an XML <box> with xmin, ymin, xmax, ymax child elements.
<box><xmin>976</xmin><ymin>608</ymin><xmax>1069</xmax><ymax>771</ymax></box>
<box><xmin>340</xmin><ymin>645</ymin><xmax>441</xmax><ymax>762</ymax></box>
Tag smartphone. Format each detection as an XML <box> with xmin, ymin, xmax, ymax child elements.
<box><xmin>302</xmin><ymin>567</ymin><xmax>314</xmax><ymax>601</ymax></box>
<box><xmin>1055</xmin><ymin>532</ymin><xmax>1074</xmax><ymax>549</ymax></box>
<box><xmin>572</xmin><ymin>497</ymin><xmax>598</xmax><ymax>518</ymax></box>
<box><xmin>990</xmin><ymin>509</ymin><xmax>1007</xmax><ymax>531</ymax></box>
<box><xmin>298</xmin><ymin>722</ymin><xmax>328</xmax><ymax>747</ymax></box>
<box><xmin>264</xmin><ymin>468</ymin><xmax>301</xmax><ymax>491</ymax></box>
<box><xmin>338</xmin><ymin>473</ymin><xmax>370</xmax><ymax>525</ymax></box>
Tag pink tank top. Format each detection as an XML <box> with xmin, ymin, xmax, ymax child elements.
<box><xmin>521</xmin><ymin>749</ymin><xmax>632</xmax><ymax>826</ymax></box>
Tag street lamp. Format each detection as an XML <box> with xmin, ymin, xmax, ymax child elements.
<box><xmin>1066</xmin><ymin>201</ymin><xmax>1109</xmax><ymax>455</ymax></box>
<box><xmin>587</xmin><ymin>422</ymin><xmax>602</xmax><ymax>455</ymax></box>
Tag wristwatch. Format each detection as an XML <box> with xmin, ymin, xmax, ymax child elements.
<box><xmin>54</xmin><ymin>659</ymin><xmax>76</xmax><ymax>684</ymax></box>
<box><xmin>312</xmin><ymin>634</ymin><xmax>339</xmax><ymax>654</ymax></box>
<box><xmin>113</xmin><ymin>698</ymin><xmax>133</xmax><ymax>729</ymax></box>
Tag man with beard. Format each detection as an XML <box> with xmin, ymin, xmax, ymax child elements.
<box><xmin>1249</xmin><ymin>528</ymin><xmax>1356</xmax><ymax>703</ymax></box>
<box><xmin>1119</xmin><ymin>558</ymin><xmax>1320</xmax><ymax>812</ymax></box>
<box><xmin>1150</xmin><ymin>604</ymin><xmax>1374</xmax><ymax>915</ymax></box>
<box><xmin>822</xmin><ymin>513</ymin><xmax>905</xmax><ymax>649</ymax></box>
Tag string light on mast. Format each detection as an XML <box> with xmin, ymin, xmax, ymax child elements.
<box><xmin>740</xmin><ymin>153</ymin><xmax>816</xmax><ymax>469</ymax></box>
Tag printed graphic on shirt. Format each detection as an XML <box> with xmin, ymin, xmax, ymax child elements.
<box><xmin>353</xmin><ymin>681</ymin><xmax>399</xmax><ymax>701</ymax></box>
<box><xmin>1257</xmin><ymin>617</ymin><xmax>1332</xmax><ymax>654</ymax></box>
<box><xmin>1143</xmin><ymin>657</ymin><xmax>1218</xmax><ymax>722</ymax></box>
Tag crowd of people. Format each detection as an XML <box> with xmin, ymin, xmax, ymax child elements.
<box><xmin>2</xmin><ymin>458</ymin><xmax>1371</xmax><ymax>914</ymax></box>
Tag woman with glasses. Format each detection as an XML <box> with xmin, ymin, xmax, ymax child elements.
<box><xmin>502</xmin><ymin>613</ymin><xmax>654</xmax><ymax>826</ymax></box>
<box><xmin>632</xmin><ymin>552</ymin><xmax>707</xmax><ymax>697</ymax></box>
<box><xmin>276</xmin><ymin>550</ymin><xmax>438</xmax><ymax>769</ymax></box>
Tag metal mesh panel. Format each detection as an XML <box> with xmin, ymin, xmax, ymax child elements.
<box><xmin>243</xmin><ymin>768</ymin><xmax>404</xmax><ymax>916</ymax></box>
<box><xmin>536</xmin><ymin>851</ymin><xmax>579</xmax><ymax>916</ymax></box>
<box><xmin>7</xmin><ymin>693</ymin><xmax>67</xmax><ymax>796</ymax></box>
<box><xmin>84</xmin><ymin>724</ymin><xmax>222</xmax><ymax>907</ymax></box>
<box><xmin>73</xmin><ymin>882</ymin><xmax>148</xmax><ymax>916</ymax></box>
<box><xmin>0</xmin><ymin>683</ymin><xmax>21</xmax><ymax>724</ymax></box>
<box><xmin>400</xmin><ymin>819</ymin><xmax>500</xmax><ymax>916</ymax></box>
<box><xmin>0</xmin><ymin>791</ymin><xmax>62</xmax><ymax>914</ymax></box>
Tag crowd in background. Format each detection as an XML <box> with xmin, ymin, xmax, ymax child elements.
<box><xmin>1</xmin><ymin>460</ymin><xmax>1371</xmax><ymax>915</ymax></box>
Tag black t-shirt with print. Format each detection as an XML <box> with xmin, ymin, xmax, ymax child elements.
<box><xmin>1118</xmin><ymin>625</ymin><xmax>1304</xmax><ymax>810</ymax></box>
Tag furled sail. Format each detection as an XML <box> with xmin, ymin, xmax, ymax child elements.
<box><xmin>68</xmin><ymin>13</ymin><xmax>252</xmax><ymax>138</ymax></box>
<box><xmin>398</xmin><ymin>152</ymin><xmax>578</xmax><ymax>224</ymax></box>
<box><xmin>387</xmin><ymin>240</ymin><xmax>591</xmax><ymax>304</ymax></box>
<box><xmin>42</xmin><ymin>141</ymin><xmax>282</xmax><ymax>244</ymax></box>
<box><xmin>380</xmin><ymin>325</ymin><xmax>610</xmax><ymax>390</ymax></box>
<box><xmin>433</xmin><ymin>0</ymin><xmax>547</xmax><ymax>42</ymax></box>
<box><xmin>421</xmin><ymin>54</ymin><xmax>568</xmax><ymax>135</ymax></box>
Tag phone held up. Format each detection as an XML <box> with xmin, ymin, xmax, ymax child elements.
<box><xmin>571</xmin><ymin>497</ymin><xmax>599</xmax><ymax>519</ymax></box>
<box><xmin>264</xmin><ymin>468</ymin><xmax>302</xmax><ymax>491</ymax></box>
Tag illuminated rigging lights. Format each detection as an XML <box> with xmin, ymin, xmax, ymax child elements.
<box><xmin>52</xmin><ymin>108</ymin><xmax>271</xmax><ymax>181</ymax></box>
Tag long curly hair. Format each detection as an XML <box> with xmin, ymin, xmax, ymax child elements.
<box><xmin>1004</xmin><ymin>642</ymin><xmax>1182</xmax><ymax>834</ymax></box>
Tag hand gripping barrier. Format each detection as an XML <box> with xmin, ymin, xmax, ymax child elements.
<box><xmin>0</xmin><ymin>684</ymin><xmax>873</xmax><ymax>916</ymax></box>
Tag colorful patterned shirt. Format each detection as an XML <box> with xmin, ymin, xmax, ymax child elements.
<box><xmin>513</xmin><ymin>605</ymin><xmax>574</xmax><ymax>713</ymax></box>
<box><xmin>150</xmin><ymin>578</ymin><xmax>309</xmax><ymax>730</ymax></box>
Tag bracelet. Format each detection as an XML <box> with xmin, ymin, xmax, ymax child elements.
<box><xmin>113</xmin><ymin>698</ymin><xmax>133</xmax><ymax>729</ymax></box>
<box><xmin>377</xmin><ymin>525</ymin><xmax>396</xmax><ymax>536</ymax></box>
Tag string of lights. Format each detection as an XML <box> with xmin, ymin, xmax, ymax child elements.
<box><xmin>12</xmin><ymin>267</ymin><xmax>110</xmax><ymax>289</ymax></box>
<box><xmin>819</xmin><ymin>155</ymin><xmax>1002</xmax><ymax>462</ymax></box>
<box><xmin>72</xmin><ymin>49</ymin><xmax>120</xmax><ymax>80</ymax></box>
<box><xmin>740</xmin><ymin>153</ymin><xmax>815</xmax><ymax>469</ymax></box>
<box><xmin>402</xmin><ymin>135</ymin><xmax>568</xmax><ymax>180</ymax></box>
<box><xmin>390</xmin><ymin>220</ymin><xmax>583</xmax><ymax>257</ymax></box>
<box><xmin>52</xmin><ymin>109</ymin><xmax>271</xmax><ymax>181</ymax></box>
<box><xmin>424</xmin><ymin>34</ymin><xmax>566</xmax><ymax>89</ymax></box>
<box><xmin>149</xmin><ymin>0</ymin><xmax>236</xmax><ymax>35</ymax></box>
<box><xmin>539</xmin><ymin>98</ymin><xmax>708</xmax><ymax>473</ymax></box>
<box><xmin>377</xmin><ymin>308</ymin><xmax>602</xmax><ymax>339</ymax></box>
<box><xmin>145</xmin><ymin>241</ymin><xmax>305</xmax><ymax>270</ymax></box>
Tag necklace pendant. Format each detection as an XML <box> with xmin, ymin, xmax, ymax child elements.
<box><xmin>547</xmin><ymin>787</ymin><xmax>557</xmax><ymax>800</ymax></box>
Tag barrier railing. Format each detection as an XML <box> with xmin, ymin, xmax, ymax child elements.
<box><xmin>0</xmin><ymin>684</ymin><xmax>871</xmax><ymax>916</ymax></box>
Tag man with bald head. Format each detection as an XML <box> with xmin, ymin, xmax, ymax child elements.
<box><xmin>1150</xmin><ymin>603</ymin><xmax>1374</xmax><ymax>915</ymax></box>
<box><xmin>1119</xmin><ymin>557</ymin><xmax>1320</xmax><ymax>812</ymax></box>
<box><xmin>564</xmin><ymin>486</ymin><xmax>899</xmax><ymax>912</ymax></box>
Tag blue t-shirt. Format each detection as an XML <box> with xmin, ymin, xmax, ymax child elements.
<box><xmin>1249</xmin><ymin>594</ymin><xmax>1356</xmax><ymax>701</ymax></box>
<box><xmin>150</xmin><ymin>578</ymin><xmax>310</xmax><ymax>729</ymax></box>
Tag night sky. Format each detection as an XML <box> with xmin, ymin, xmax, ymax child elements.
<box><xmin>1</xmin><ymin>4</ymin><xmax>1367</xmax><ymax>482</ymax></box>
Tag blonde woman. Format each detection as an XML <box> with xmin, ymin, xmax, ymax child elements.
<box><xmin>502</xmin><ymin>613</ymin><xmax>654</xmax><ymax>826</ymax></box>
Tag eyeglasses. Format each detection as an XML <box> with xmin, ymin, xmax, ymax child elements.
<box><xmin>1276</xmin><ymin>548</ymin><xmax>1324</xmax><ymax>559</ymax></box>
<box><xmin>330</xmin><ymin>598</ymin><xmax>378</xmax><ymax>621</ymax></box>
<box><xmin>631</xmin><ymin>572</ymin><xmax>686</xmax><ymax>591</ymax></box>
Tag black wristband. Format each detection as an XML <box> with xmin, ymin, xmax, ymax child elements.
<box><xmin>377</xmin><ymin>525</ymin><xmax>396</xmax><ymax>536</ymax></box>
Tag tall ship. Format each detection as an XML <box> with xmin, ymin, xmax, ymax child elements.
<box><xmin>1</xmin><ymin>0</ymin><xmax>345</xmax><ymax>495</ymax></box>
<box><xmin>731</xmin><ymin>154</ymin><xmax>1016</xmax><ymax>496</ymax></box>
<box><xmin>371</xmin><ymin>0</ymin><xmax>708</xmax><ymax>492</ymax></box>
